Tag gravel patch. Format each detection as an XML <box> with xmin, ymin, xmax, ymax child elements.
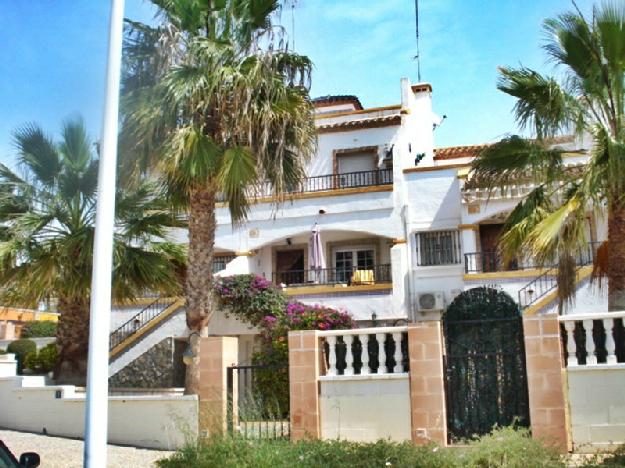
<box><xmin>0</xmin><ymin>429</ymin><xmax>173</xmax><ymax>468</ymax></box>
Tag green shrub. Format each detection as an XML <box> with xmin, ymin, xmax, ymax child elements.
<box><xmin>463</xmin><ymin>425</ymin><xmax>563</xmax><ymax>467</ymax></box>
<box><xmin>0</xmin><ymin>348</ymin><xmax>6</xmax><ymax>355</ymax></box>
<box><xmin>7</xmin><ymin>339</ymin><xmax>37</xmax><ymax>373</ymax></box>
<box><xmin>23</xmin><ymin>344</ymin><xmax>58</xmax><ymax>374</ymax></box>
<box><xmin>20</xmin><ymin>320</ymin><xmax>57</xmax><ymax>338</ymax></box>
<box><xmin>157</xmin><ymin>427</ymin><xmax>564</xmax><ymax>468</ymax></box>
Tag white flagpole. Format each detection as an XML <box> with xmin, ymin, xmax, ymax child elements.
<box><xmin>83</xmin><ymin>0</ymin><xmax>125</xmax><ymax>466</ymax></box>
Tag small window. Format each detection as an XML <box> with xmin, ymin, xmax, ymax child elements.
<box><xmin>417</xmin><ymin>230</ymin><xmax>461</xmax><ymax>266</ymax></box>
<box><xmin>212</xmin><ymin>255</ymin><xmax>235</xmax><ymax>274</ymax></box>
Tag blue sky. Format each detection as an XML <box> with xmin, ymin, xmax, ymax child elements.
<box><xmin>0</xmin><ymin>0</ymin><xmax>593</xmax><ymax>167</ymax></box>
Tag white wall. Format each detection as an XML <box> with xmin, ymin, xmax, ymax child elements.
<box><xmin>0</xmin><ymin>355</ymin><xmax>197</xmax><ymax>450</ymax></box>
<box><xmin>568</xmin><ymin>366</ymin><xmax>625</xmax><ymax>451</ymax></box>
<box><xmin>297</xmin><ymin>292</ymin><xmax>396</xmax><ymax>321</ymax></box>
<box><xmin>320</xmin><ymin>375</ymin><xmax>411</xmax><ymax>442</ymax></box>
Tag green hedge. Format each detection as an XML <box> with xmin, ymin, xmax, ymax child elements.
<box><xmin>24</xmin><ymin>343</ymin><xmax>58</xmax><ymax>374</ymax></box>
<box><xmin>20</xmin><ymin>320</ymin><xmax>57</xmax><ymax>338</ymax></box>
<box><xmin>158</xmin><ymin>427</ymin><xmax>565</xmax><ymax>468</ymax></box>
<box><xmin>7</xmin><ymin>339</ymin><xmax>36</xmax><ymax>373</ymax></box>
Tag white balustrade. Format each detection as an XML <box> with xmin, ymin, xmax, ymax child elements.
<box><xmin>583</xmin><ymin>319</ymin><xmax>597</xmax><ymax>365</ymax></box>
<box><xmin>318</xmin><ymin>326</ymin><xmax>408</xmax><ymax>378</ymax></box>
<box><xmin>559</xmin><ymin>312</ymin><xmax>625</xmax><ymax>368</ymax></box>
<box><xmin>604</xmin><ymin>318</ymin><xmax>617</xmax><ymax>365</ymax></box>
<box><xmin>326</xmin><ymin>335</ymin><xmax>337</xmax><ymax>376</ymax></box>
<box><xmin>361</xmin><ymin>334</ymin><xmax>370</xmax><ymax>375</ymax></box>
<box><xmin>393</xmin><ymin>332</ymin><xmax>403</xmax><ymax>373</ymax></box>
<box><xmin>563</xmin><ymin>321</ymin><xmax>578</xmax><ymax>366</ymax></box>
<box><xmin>376</xmin><ymin>333</ymin><xmax>387</xmax><ymax>374</ymax></box>
<box><xmin>344</xmin><ymin>335</ymin><xmax>354</xmax><ymax>376</ymax></box>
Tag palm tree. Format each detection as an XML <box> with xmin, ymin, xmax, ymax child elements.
<box><xmin>471</xmin><ymin>2</ymin><xmax>625</xmax><ymax>311</ymax></box>
<box><xmin>122</xmin><ymin>0</ymin><xmax>316</xmax><ymax>393</ymax></box>
<box><xmin>0</xmin><ymin>119</ymin><xmax>186</xmax><ymax>383</ymax></box>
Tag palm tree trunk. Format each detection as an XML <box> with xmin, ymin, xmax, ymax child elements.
<box><xmin>608</xmin><ymin>204</ymin><xmax>625</xmax><ymax>311</ymax></box>
<box><xmin>54</xmin><ymin>297</ymin><xmax>90</xmax><ymax>385</ymax></box>
<box><xmin>184</xmin><ymin>183</ymin><xmax>218</xmax><ymax>394</ymax></box>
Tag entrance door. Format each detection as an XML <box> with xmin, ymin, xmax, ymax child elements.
<box><xmin>443</xmin><ymin>287</ymin><xmax>530</xmax><ymax>442</ymax></box>
<box><xmin>276</xmin><ymin>249</ymin><xmax>304</xmax><ymax>285</ymax></box>
<box><xmin>479</xmin><ymin>224</ymin><xmax>503</xmax><ymax>272</ymax></box>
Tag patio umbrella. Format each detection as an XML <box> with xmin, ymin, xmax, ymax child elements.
<box><xmin>309</xmin><ymin>224</ymin><xmax>326</xmax><ymax>282</ymax></box>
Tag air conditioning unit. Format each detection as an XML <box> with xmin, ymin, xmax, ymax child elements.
<box><xmin>417</xmin><ymin>291</ymin><xmax>445</xmax><ymax>312</ymax></box>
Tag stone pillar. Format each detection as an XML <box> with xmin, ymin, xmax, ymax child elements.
<box><xmin>198</xmin><ymin>336</ymin><xmax>238</xmax><ymax>437</ymax></box>
<box><xmin>523</xmin><ymin>314</ymin><xmax>569</xmax><ymax>452</ymax></box>
<box><xmin>407</xmin><ymin>321</ymin><xmax>447</xmax><ymax>446</ymax></box>
<box><xmin>288</xmin><ymin>330</ymin><xmax>321</xmax><ymax>440</ymax></box>
<box><xmin>3</xmin><ymin>321</ymin><xmax>15</xmax><ymax>340</ymax></box>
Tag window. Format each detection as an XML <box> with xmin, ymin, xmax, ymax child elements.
<box><xmin>333</xmin><ymin>246</ymin><xmax>375</xmax><ymax>283</ymax></box>
<box><xmin>335</xmin><ymin>148</ymin><xmax>378</xmax><ymax>188</ymax></box>
<box><xmin>212</xmin><ymin>255</ymin><xmax>235</xmax><ymax>274</ymax></box>
<box><xmin>417</xmin><ymin>230</ymin><xmax>461</xmax><ymax>266</ymax></box>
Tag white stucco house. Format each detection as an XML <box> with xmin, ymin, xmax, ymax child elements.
<box><xmin>202</xmin><ymin>77</ymin><xmax>605</xmax><ymax>322</ymax></box>
<box><xmin>108</xmin><ymin>77</ymin><xmax>607</xmax><ymax>380</ymax></box>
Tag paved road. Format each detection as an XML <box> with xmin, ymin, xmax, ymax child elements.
<box><xmin>0</xmin><ymin>429</ymin><xmax>173</xmax><ymax>467</ymax></box>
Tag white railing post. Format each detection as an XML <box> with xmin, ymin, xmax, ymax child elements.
<box><xmin>326</xmin><ymin>336</ymin><xmax>337</xmax><ymax>376</ymax></box>
<box><xmin>344</xmin><ymin>335</ymin><xmax>354</xmax><ymax>376</ymax></box>
<box><xmin>604</xmin><ymin>318</ymin><xmax>617</xmax><ymax>365</ymax></box>
<box><xmin>583</xmin><ymin>319</ymin><xmax>597</xmax><ymax>365</ymax></box>
<box><xmin>376</xmin><ymin>333</ymin><xmax>387</xmax><ymax>374</ymax></box>
<box><xmin>393</xmin><ymin>332</ymin><xmax>403</xmax><ymax>373</ymax></box>
<box><xmin>564</xmin><ymin>321</ymin><xmax>578</xmax><ymax>367</ymax></box>
<box><xmin>361</xmin><ymin>334</ymin><xmax>370</xmax><ymax>375</ymax></box>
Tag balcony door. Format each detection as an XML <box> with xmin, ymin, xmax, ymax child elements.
<box><xmin>333</xmin><ymin>246</ymin><xmax>375</xmax><ymax>284</ymax></box>
<box><xmin>276</xmin><ymin>249</ymin><xmax>305</xmax><ymax>285</ymax></box>
<box><xmin>335</xmin><ymin>149</ymin><xmax>377</xmax><ymax>188</ymax></box>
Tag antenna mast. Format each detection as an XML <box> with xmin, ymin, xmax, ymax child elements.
<box><xmin>414</xmin><ymin>0</ymin><xmax>422</xmax><ymax>82</ymax></box>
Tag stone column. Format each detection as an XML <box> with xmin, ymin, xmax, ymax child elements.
<box><xmin>288</xmin><ymin>330</ymin><xmax>321</xmax><ymax>440</ymax></box>
<box><xmin>407</xmin><ymin>321</ymin><xmax>447</xmax><ymax>446</ymax></box>
<box><xmin>198</xmin><ymin>336</ymin><xmax>238</xmax><ymax>437</ymax></box>
<box><xmin>523</xmin><ymin>314</ymin><xmax>569</xmax><ymax>452</ymax></box>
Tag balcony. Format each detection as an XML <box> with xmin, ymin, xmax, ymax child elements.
<box><xmin>272</xmin><ymin>264</ymin><xmax>392</xmax><ymax>288</ymax></box>
<box><xmin>464</xmin><ymin>243</ymin><xmax>600</xmax><ymax>275</ymax></box>
<box><xmin>217</xmin><ymin>168</ymin><xmax>393</xmax><ymax>202</ymax></box>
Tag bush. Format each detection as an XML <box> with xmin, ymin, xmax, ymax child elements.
<box><xmin>215</xmin><ymin>275</ymin><xmax>354</xmax><ymax>416</ymax></box>
<box><xmin>20</xmin><ymin>320</ymin><xmax>57</xmax><ymax>338</ymax></box>
<box><xmin>0</xmin><ymin>349</ymin><xmax>5</xmax><ymax>355</ymax></box>
<box><xmin>7</xmin><ymin>339</ymin><xmax>37</xmax><ymax>373</ymax></box>
<box><xmin>23</xmin><ymin>343</ymin><xmax>58</xmax><ymax>374</ymax></box>
<box><xmin>157</xmin><ymin>427</ymin><xmax>564</xmax><ymax>468</ymax></box>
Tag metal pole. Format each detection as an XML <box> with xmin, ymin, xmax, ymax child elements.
<box><xmin>83</xmin><ymin>0</ymin><xmax>125</xmax><ymax>466</ymax></box>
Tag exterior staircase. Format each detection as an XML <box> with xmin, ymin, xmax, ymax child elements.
<box><xmin>516</xmin><ymin>242</ymin><xmax>600</xmax><ymax>312</ymax></box>
<box><xmin>108</xmin><ymin>296</ymin><xmax>187</xmax><ymax>378</ymax></box>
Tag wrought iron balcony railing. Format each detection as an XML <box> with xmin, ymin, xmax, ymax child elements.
<box><xmin>273</xmin><ymin>264</ymin><xmax>392</xmax><ymax>287</ymax></box>
<box><xmin>465</xmin><ymin>242</ymin><xmax>601</xmax><ymax>276</ymax></box>
<box><xmin>217</xmin><ymin>168</ymin><xmax>393</xmax><ymax>202</ymax></box>
<box><xmin>464</xmin><ymin>252</ymin><xmax>540</xmax><ymax>274</ymax></box>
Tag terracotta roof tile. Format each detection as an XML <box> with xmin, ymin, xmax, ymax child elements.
<box><xmin>317</xmin><ymin>114</ymin><xmax>401</xmax><ymax>133</ymax></box>
<box><xmin>434</xmin><ymin>144</ymin><xmax>491</xmax><ymax>160</ymax></box>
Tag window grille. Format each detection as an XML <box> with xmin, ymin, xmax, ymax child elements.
<box><xmin>417</xmin><ymin>230</ymin><xmax>461</xmax><ymax>266</ymax></box>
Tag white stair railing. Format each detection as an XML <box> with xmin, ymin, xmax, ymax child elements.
<box><xmin>559</xmin><ymin>312</ymin><xmax>625</xmax><ymax>368</ymax></box>
<box><xmin>319</xmin><ymin>326</ymin><xmax>408</xmax><ymax>378</ymax></box>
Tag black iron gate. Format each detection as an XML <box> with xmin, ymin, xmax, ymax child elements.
<box><xmin>443</xmin><ymin>287</ymin><xmax>530</xmax><ymax>442</ymax></box>
<box><xmin>226</xmin><ymin>364</ymin><xmax>290</xmax><ymax>439</ymax></box>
